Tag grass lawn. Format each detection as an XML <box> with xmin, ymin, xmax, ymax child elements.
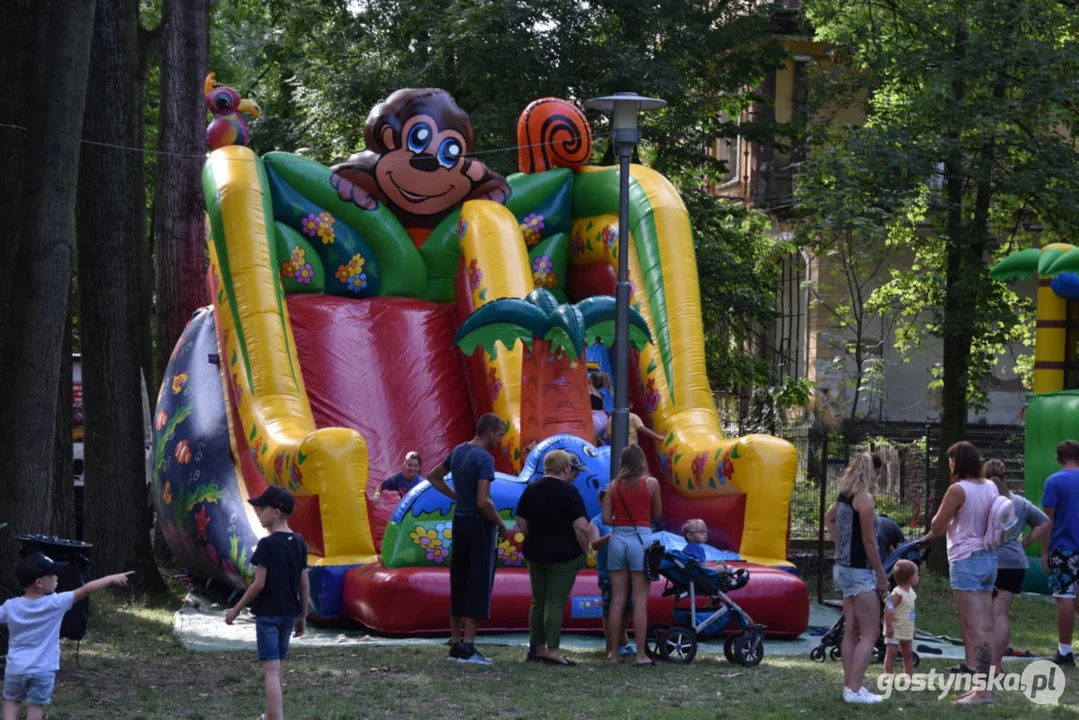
<box><xmin>40</xmin><ymin>569</ymin><xmax>1079</xmax><ymax>719</ymax></box>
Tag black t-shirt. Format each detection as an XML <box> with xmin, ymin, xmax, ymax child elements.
<box><xmin>516</xmin><ymin>476</ymin><xmax>587</xmax><ymax>564</ymax></box>
<box><xmin>590</xmin><ymin>394</ymin><xmax>604</xmax><ymax>411</ymax></box>
<box><xmin>250</xmin><ymin>531</ymin><xmax>308</xmax><ymax>617</ymax></box>
<box><xmin>876</xmin><ymin>515</ymin><xmax>906</xmax><ymax>560</ymax></box>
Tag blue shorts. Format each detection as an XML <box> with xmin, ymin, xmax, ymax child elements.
<box><xmin>608</xmin><ymin>527</ymin><xmax>651</xmax><ymax>572</ymax></box>
<box><xmin>3</xmin><ymin>671</ymin><xmax>56</xmax><ymax>705</ymax></box>
<box><xmin>255</xmin><ymin>615</ymin><xmax>295</xmax><ymax>662</ymax></box>
<box><xmin>833</xmin><ymin>565</ymin><xmax>876</xmax><ymax>597</ymax></box>
<box><xmin>597</xmin><ymin>573</ymin><xmax>633</xmax><ymax>617</ymax></box>
<box><xmin>950</xmin><ymin>549</ymin><xmax>997</xmax><ymax>592</ymax></box>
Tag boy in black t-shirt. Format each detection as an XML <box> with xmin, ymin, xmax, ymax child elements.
<box><xmin>226</xmin><ymin>486</ymin><xmax>309</xmax><ymax>720</ymax></box>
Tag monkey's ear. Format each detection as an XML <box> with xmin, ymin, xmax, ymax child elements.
<box><xmin>381</xmin><ymin>125</ymin><xmax>397</xmax><ymax>151</ymax></box>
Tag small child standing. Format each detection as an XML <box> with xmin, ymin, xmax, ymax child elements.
<box><xmin>883</xmin><ymin>558</ymin><xmax>919</xmax><ymax>675</ymax></box>
<box><xmin>681</xmin><ymin>519</ymin><xmax>729</xmax><ymax>573</ymax></box>
<box><xmin>587</xmin><ymin>487</ymin><xmax>635</xmax><ymax>661</ymax></box>
<box><xmin>1</xmin><ymin>552</ymin><xmax>132</xmax><ymax>720</ymax></box>
<box><xmin>226</xmin><ymin>487</ymin><xmax>310</xmax><ymax>720</ymax></box>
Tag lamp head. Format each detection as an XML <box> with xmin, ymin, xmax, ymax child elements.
<box><xmin>583</xmin><ymin>92</ymin><xmax>666</xmax><ymax>149</ymax></box>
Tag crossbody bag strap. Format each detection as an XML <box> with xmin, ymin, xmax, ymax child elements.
<box><xmin>615</xmin><ymin>483</ymin><xmax>647</xmax><ymax>549</ymax></box>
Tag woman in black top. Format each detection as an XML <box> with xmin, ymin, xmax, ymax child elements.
<box><xmin>516</xmin><ymin>449</ymin><xmax>590</xmax><ymax>665</ymax></box>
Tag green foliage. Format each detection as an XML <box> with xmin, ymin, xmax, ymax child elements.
<box><xmin>802</xmin><ymin>0</ymin><xmax>1079</xmax><ymax>425</ymax></box>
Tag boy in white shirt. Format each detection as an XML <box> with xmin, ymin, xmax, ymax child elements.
<box><xmin>1</xmin><ymin>552</ymin><xmax>132</xmax><ymax>720</ymax></box>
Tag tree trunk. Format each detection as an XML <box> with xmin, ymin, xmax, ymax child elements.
<box><xmin>133</xmin><ymin>24</ymin><xmax>160</xmax><ymax>394</ymax></box>
<box><xmin>0</xmin><ymin>0</ymin><xmax>95</xmax><ymax>549</ymax></box>
<box><xmin>153</xmin><ymin>0</ymin><xmax>210</xmax><ymax>386</ymax></box>
<box><xmin>0</xmin><ymin>0</ymin><xmax>33</xmax><ymax>359</ymax></box>
<box><xmin>77</xmin><ymin>0</ymin><xmax>165</xmax><ymax>592</ymax></box>
<box><xmin>519</xmin><ymin>340</ymin><xmax>594</xmax><ymax>451</ymax></box>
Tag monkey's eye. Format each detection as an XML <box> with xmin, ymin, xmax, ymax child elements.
<box><xmin>407</xmin><ymin>123</ymin><xmax>433</xmax><ymax>153</ymax></box>
<box><xmin>215</xmin><ymin>93</ymin><xmax>233</xmax><ymax>111</ymax></box>
<box><xmin>437</xmin><ymin>139</ymin><xmax>462</xmax><ymax>169</ymax></box>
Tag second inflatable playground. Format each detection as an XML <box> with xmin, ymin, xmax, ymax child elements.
<box><xmin>152</xmin><ymin>85</ymin><xmax>809</xmax><ymax>638</ymax></box>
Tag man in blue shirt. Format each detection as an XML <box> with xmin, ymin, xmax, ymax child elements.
<box><xmin>1042</xmin><ymin>440</ymin><xmax>1079</xmax><ymax>666</ymax></box>
<box><xmin>427</xmin><ymin>413</ymin><xmax>508</xmax><ymax>665</ymax></box>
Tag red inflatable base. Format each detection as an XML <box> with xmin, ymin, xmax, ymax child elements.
<box><xmin>343</xmin><ymin>563</ymin><xmax>809</xmax><ymax>639</ymax></box>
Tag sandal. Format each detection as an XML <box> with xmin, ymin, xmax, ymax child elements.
<box><xmin>948</xmin><ymin>662</ymin><xmax>974</xmax><ymax>674</ymax></box>
<box><xmin>541</xmin><ymin>657</ymin><xmax>576</xmax><ymax>666</ymax></box>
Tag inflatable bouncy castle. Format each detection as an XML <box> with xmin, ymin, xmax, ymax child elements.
<box><xmin>152</xmin><ymin>83</ymin><xmax>808</xmax><ymax>637</ymax></box>
<box><xmin>992</xmin><ymin>245</ymin><xmax>1079</xmax><ymax>593</ymax></box>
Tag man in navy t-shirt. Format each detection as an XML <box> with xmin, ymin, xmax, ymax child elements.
<box><xmin>426</xmin><ymin>413</ymin><xmax>508</xmax><ymax>665</ymax></box>
<box><xmin>1043</xmin><ymin>440</ymin><xmax>1079</xmax><ymax>665</ymax></box>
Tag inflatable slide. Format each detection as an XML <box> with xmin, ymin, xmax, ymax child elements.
<box><xmin>152</xmin><ymin>86</ymin><xmax>808</xmax><ymax>637</ymax></box>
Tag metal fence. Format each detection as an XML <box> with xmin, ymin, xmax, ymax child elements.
<box><xmin>780</xmin><ymin>421</ymin><xmax>1026</xmax><ymax>542</ymax></box>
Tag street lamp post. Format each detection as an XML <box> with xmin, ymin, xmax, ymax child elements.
<box><xmin>583</xmin><ymin>92</ymin><xmax>666</xmax><ymax>481</ymax></box>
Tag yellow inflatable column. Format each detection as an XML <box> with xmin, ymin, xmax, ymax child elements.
<box><xmin>457</xmin><ymin>200</ymin><xmax>535</xmax><ymax>472</ymax></box>
<box><xmin>205</xmin><ymin>146</ymin><xmax>375</xmax><ymax>565</ymax></box>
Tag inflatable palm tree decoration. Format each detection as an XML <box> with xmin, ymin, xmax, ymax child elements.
<box><xmin>455</xmin><ymin>289</ymin><xmax>651</xmax><ymax>450</ymax></box>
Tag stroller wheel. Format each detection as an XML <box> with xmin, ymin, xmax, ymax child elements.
<box><xmin>735</xmin><ymin>632</ymin><xmax>764</xmax><ymax>668</ymax></box>
<box><xmin>725</xmin><ymin>634</ymin><xmax>740</xmax><ymax>664</ymax></box>
<box><xmin>659</xmin><ymin>626</ymin><xmax>698</xmax><ymax>664</ymax></box>
<box><xmin>829</xmin><ymin>646</ymin><xmax>841</xmax><ymax>661</ymax></box>
<box><xmin>645</xmin><ymin>622</ymin><xmax>671</xmax><ymax>660</ymax></box>
<box><xmin>912</xmin><ymin>652</ymin><xmax>920</xmax><ymax>668</ymax></box>
<box><xmin>809</xmin><ymin>646</ymin><xmax>826</xmax><ymax>662</ymax></box>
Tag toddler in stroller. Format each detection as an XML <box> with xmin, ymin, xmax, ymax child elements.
<box><xmin>646</xmin><ymin>548</ymin><xmax>766</xmax><ymax>666</ymax></box>
<box><xmin>810</xmin><ymin>538</ymin><xmax>929</xmax><ymax>666</ymax></box>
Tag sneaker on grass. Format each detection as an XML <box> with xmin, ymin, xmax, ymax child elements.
<box><xmin>1047</xmin><ymin>651</ymin><xmax>1075</xmax><ymax>666</ymax></box>
<box><xmin>458</xmin><ymin>644</ymin><xmax>493</xmax><ymax>665</ymax></box>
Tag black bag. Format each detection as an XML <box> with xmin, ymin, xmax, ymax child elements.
<box><xmin>616</xmin><ymin>483</ymin><xmax>665</xmax><ymax>582</ymax></box>
<box><xmin>16</xmin><ymin>534</ymin><xmax>92</xmax><ymax>640</ymax></box>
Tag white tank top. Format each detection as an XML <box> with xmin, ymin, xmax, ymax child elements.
<box><xmin>946</xmin><ymin>479</ymin><xmax>999</xmax><ymax>563</ymax></box>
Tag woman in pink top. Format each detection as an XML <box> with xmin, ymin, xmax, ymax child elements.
<box><xmin>925</xmin><ymin>441</ymin><xmax>999</xmax><ymax>705</ymax></box>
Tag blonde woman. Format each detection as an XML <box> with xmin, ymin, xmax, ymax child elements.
<box><xmin>602</xmin><ymin>444</ymin><xmax>662</xmax><ymax>665</ymax></box>
<box><xmin>825</xmin><ymin>452</ymin><xmax>888</xmax><ymax>704</ymax></box>
<box><xmin>516</xmin><ymin>450</ymin><xmax>590</xmax><ymax>665</ymax></box>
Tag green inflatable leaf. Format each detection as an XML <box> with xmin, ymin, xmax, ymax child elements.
<box><xmin>989</xmin><ymin>247</ymin><xmax>1041</xmax><ymax>280</ymax></box>
<box><xmin>1047</xmin><ymin>248</ymin><xmax>1079</xmax><ymax>277</ymax></box>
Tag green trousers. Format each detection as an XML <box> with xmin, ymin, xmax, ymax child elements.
<box><xmin>528</xmin><ymin>555</ymin><xmax>585</xmax><ymax>649</ymax></box>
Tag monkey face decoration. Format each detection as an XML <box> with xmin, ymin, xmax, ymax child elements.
<box><xmin>331</xmin><ymin>89</ymin><xmax>511</xmax><ymax>247</ymax></box>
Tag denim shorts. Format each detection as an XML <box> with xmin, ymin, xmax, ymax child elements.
<box><xmin>607</xmin><ymin>527</ymin><xmax>651</xmax><ymax>572</ymax></box>
<box><xmin>255</xmin><ymin>615</ymin><xmax>295</xmax><ymax>662</ymax></box>
<box><xmin>833</xmin><ymin>565</ymin><xmax>876</xmax><ymax>597</ymax></box>
<box><xmin>950</xmin><ymin>549</ymin><xmax>998</xmax><ymax>592</ymax></box>
<box><xmin>3</xmin><ymin>671</ymin><xmax>56</xmax><ymax>705</ymax></box>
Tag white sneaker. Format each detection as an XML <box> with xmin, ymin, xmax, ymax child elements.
<box><xmin>858</xmin><ymin>687</ymin><xmax>884</xmax><ymax>703</ymax></box>
<box><xmin>843</xmin><ymin>687</ymin><xmax>881</xmax><ymax>704</ymax></box>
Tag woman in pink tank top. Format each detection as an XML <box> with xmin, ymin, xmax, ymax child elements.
<box><xmin>925</xmin><ymin>441</ymin><xmax>998</xmax><ymax>705</ymax></box>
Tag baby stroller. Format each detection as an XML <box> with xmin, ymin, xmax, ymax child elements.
<box><xmin>810</xmin><ymin>538</ymin><xmax>930</xmax><ymax>665</ymax></box>
<box><xmin>645</xmin><ymin>549</ymin><xmax>766</xmax><ymax>666</ymax></box>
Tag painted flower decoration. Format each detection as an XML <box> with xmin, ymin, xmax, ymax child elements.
<box><xmin>691</xmin><ymin>452</ymin><xmax>707</xmax><ymax>482</ymax></box>
<box><xmin>427</xmin><ymin>545</ymin><xmax>450</xmax><ymax>563</ymax></box>
<box><xmin>468</xmin><ymin>258</ymin><xmax>483</xmax><ymax>291</ymax></box>
<box><xmin>289</xmin><ymin>462</ymin><xmax>303</xmax><ymax>486</ymax></box>
<box><xmin>602</xmin><ymin>225</ymin><xmax>618</xmax><ymax>251</ymax></box>
<box><xmin>531</xmin><ymin>255</ymin><xmax>557</xmax><ymax>289</ymax></box>
<box><xmin>293</xmin><ymin>263</ymin><xmax>313</xmax><ymax>285</ymax></box>
<box><xmin>570</xmin><ymin>229</ymin><xmax>585</xmax><ymax>257</ymax></box>
<box><xmin>274</xmin><ymin>452</ymin><xmax>286</xmax><ymax>479</ymax></box>
<box><xmin>497</xmin><ymin>536</ymin><xmax>523</xmax><ymax>566</ymax></box>
<box><xmin>301</xmin><ymin>214</ymin><xmax>321</xmax><ymax>237</ymax></box>
<box><xmin>410</xmin><ymin>526</ymin><xmax>441</xmax><ymax>548</ymax></box>
<box><xmin>646</xmin><ymin>378</ymin><xmax>660</xmax><ymax>412</ymax></box>
<box><xmin>520</xmin><ymin>213</ymin><xmax>545</xmax><ymax>247</ymax></box>
<box><xmin>488</xmin><ymin>366</ymin><xmax>503</xmax><ymax>402</ymax></box>
<box><xmin>435</xmin><ymin>522</ymin><xmax>452</xmax><ymax>543</ymax></box>
<box><xmin>162</xmin><ymin>482</ymin><xmax>172</xmax><ymax>505</ymax></box>
<box><xmin>171</xmin><ymin>372</ymin><xmax>188</xmax><ymax>395</ymax></box>
<box><xmin>722</xmin><ymin>453</ymin><xmax>735</xmax><ymax>482</ymax></box>
<box><xmin>457</xmin><ymin>218</ymin><xmax>469</xmax><ymax>239</ymax></box>
<box><xmin>317</xmin><ymin>212</ymin><xmax>336</xmax><ymax>244</ymax></box>
<box><xmin>336</xmin><ymin>254</ymin><xmax>368</xmax><ymax>294</ymax></box>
